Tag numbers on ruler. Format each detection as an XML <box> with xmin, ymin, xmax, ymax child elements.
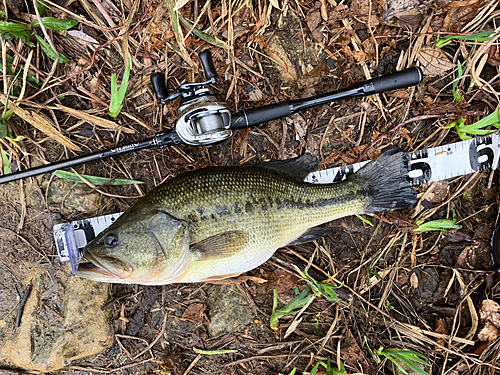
<box><xmin>331</xmin><ymin>165</ymin><xmax>355</xmax><ymax>183</ymax></box>
<box><xmin>408</xmin><ymin>150</ymin><xmax>432</xmax><ymax>185</ymax></box>
<box><xmin>469</xmin><ymin>136</ymin><xmax>494</xmax><ymax>172</ymax></box>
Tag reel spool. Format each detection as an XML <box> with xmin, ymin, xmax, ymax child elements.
<box><xmin>151</xmin><ymin>50</ymin><xmax>232</xmax><ymax>146</ymax></box>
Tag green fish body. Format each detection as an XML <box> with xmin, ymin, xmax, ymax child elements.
<box><xmin>77</xmin><ymin>150</ymin><xmax>416</xmax><ymax>285</ymax></box>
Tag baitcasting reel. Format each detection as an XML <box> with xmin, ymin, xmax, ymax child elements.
<box><xmin>150</xmin><ymin>50</ymin><xmax>231</xmax><ymax>146</ymax></box>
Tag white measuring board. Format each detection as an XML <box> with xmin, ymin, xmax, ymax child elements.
<box><xmin>54</xmin><ymin>134</ymin><xmax>500</xmax><ymax>273</ymax></box>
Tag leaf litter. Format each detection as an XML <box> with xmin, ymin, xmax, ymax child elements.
<box><xmin>0</xmin><ymin>0</ymin><xmax>499</xmax><ymax>374</ymax></box>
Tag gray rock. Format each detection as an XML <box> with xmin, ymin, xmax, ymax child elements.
<box><xmin>206</xmin><ymin>285</ymin><xmax>254</xmax><ymax>337</ymax></box>
<box><xmin>46</xmin><ymin>178</ymin><xmax>103</xmax><ymax>214</ymax></box>
<box><xmin>421</xmin><ymin>267</ymin><xmax>439</xmax><ymax>300</ymax></box>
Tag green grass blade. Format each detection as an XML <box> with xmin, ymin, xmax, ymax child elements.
<box><xmin>36</xmin><ymin>1</ymin><xmax>47</xmax><ymax>16</ymax></box>
<box><xmin>1</xmin><ymin>149</ymin><xmax>11</xmax><ymax>175</ymax></box>
<box><xmin>413</xmin><ymin>219</ymin><xmax>461</xmax><ymax>232</ymax></box>
<box><xmin>436</xmin><ymin>31</ymin><xmax>495</xmax><ymax>48</ymax></box>
<box><xmin>0</xmin><ymin>61</ymin><xmax>39</xmax><ymax>84</ymax></box>
<box><xmin>33</xmin><ymin>33</ymin><xmax>70</xmax><ymax>63</ymax></box>
<box><xmin>0</xmin><ymin>21</ymin><xmax>30</xmax><ymax>33</ymax></box>
<box><xmin>178</xmin><ymin>14</ymin><xmax>224</xmax><ymax>47</ymax></box>
<box><xmin>108</xmin><ymin>58</ymin><xmax>130</xmax><ymax>118</ymax></box>
<box><xmin>30</xmin><ymin>17</ymin><xmax>78</xmax><ymax>30</ymax></box>
<box><xmin>270</xmin><ymin>287</ymin><xmax>313</xmax><ymax>330</ymax></box>
<box><xmin>53</xmin><ymin>170</ymin><xmax>144</xmax><ymax>185</ymax></box>
<box><xmin>193</xmin><ymin>347</ymin><xmax>237</xmax><ymax>355</ymax></box>
<box><xmin>356</xmin><ymin>214</ymin><xmax>374</xmax><ymax>226</ymax></box>
<box><xmin>395</xmin><ymin>357</ymin><xmax>430</xmax><ymax>375</ymax></box>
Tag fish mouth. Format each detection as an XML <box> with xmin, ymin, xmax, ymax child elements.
<box><xmin>76</xmin><ymin>252</ymin><xmax>122</xmax><ymax>280</ymax></box>
<box><xmin>77</xmin><ymin>261</ymin><xmax>120</xmax><ymax>278</ymax></box>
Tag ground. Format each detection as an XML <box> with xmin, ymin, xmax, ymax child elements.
<box><xmin>0</xmin><ymin>0</ymin><xmax>499</xmax><ymax>374</ymax></box>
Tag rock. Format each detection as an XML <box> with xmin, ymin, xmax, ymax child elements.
<box><xmin>264</xmin><ymin>13</ymin><xmax>320</xmax><ymax>85</ymax></box>
<box><xmin>206</xmin><ymin>285</ymin><xmax>254</xmax><ymax>337</ymax></box>
<box><xmin>421</xmin><ymin>267</ymin><xmax>439</xmax><ymax>300</ymax></box>
<box><xmin>46</xmin><ymin>178</ymin><xmax>103</xmax><ymax>214</ymax></box>
<box><xmin>1</xmin><ymin>267</ymin><xmax>113</xmax><ymax>372</ymax></box>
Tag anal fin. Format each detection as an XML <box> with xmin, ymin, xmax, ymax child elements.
<box><xmin>191</xmin><ymin>231</ymin><xmax>249</xmax><ymax>260</ymax></box>
<box><xmin>288</xmin><ymin>227</ymin><xmax>331</xmax><ymax>245</ymax></box>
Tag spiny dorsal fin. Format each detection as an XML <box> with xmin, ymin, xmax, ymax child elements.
<box><xmin>288</xmin><ymin>227</ymin><xmax>331</xmax><ymax>245</ymax></box>
<box><xmin>256</xmin><ymin>154</ymin><xmax>318</xmax><ymax>181</ymax></box>
<box><xmin>191</xmin><ymin>231</ymin><xmax>249</xmax><ymax>260</ymax></box>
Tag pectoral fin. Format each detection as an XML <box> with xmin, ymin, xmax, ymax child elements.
<box><xmin>288</xmin><ymin>227</ymin><xmax>331</xmax><ymax>245</ymax></box>
<box><xmin>191</xmin><ymin>231</ymin><xmax>249</xmax><ymax>260</ymax></box>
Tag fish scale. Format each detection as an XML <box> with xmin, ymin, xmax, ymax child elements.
<box><xmin>76</xmin><ymin>150</ymin><xmax>417</xmax><ymax>285</ymax></box>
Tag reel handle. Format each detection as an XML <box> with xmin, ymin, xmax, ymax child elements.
<box><xmin>151</xmin><ymin>72</ymin><xmax>169</xmax><ymax>103</ymax></box>
<box><xmin>199</xmin><ymin>50</ymin><xmax>217</xmax><ymax>81</ymax></box>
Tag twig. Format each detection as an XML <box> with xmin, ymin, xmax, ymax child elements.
<box><xmin>15</xmin><ymin>283</ymin><xmax>32</xmax><ymax>327</ymax></box>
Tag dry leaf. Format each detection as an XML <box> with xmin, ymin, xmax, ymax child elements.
<box><xmin>410</xmin><ymin>272</ymin><xmax>419</xmax><ymax>289</ymax></box>
<box><xmin>1</xmin><ymin>95</ymin><xmax>81</xmax><ymax>151</ymax></box>
<box><xmin>417</xmin><ymin>47</ymin><xmax>456</xmax><ymax>76</ymax></box>
<box><xmin>68</xmin><ymin>30</ymin><xmax>100</xmax><ymax>48</ymax></box>
<box><xmin>478</xmin><ymin>300</ymin><xmax>500</xmax><ymax>341</ymax></box>
<box><xmin>55</xmin><ymin>105</ymin><xmax>135</xmax><ymax>134</ymax></box>
<box><xmin>269</xmin><ymin>0</ymin><xmax>280</xmax><ymax>9</ymax></box>
<box><xmin>182</xmin><ymin>303</ymin><xmax>209</xmax><ymax>324</ymax></box>
<box><xmin>435</xmin><ymin>318</ymin><xmax>447</xmax><ymax>349</ymax></box>
<box><xmin>173</xmin><ymin>0</ymin><xmax>191</xmax><ymax>10</ymax></box>
<box><xmin>478</xmin><ymin>322</ymin><xmax>500</xmax><ymax>341</ymax></box>
<box><xmin>480</xmin><ymin>300</ymin><xmax>500</xmax><ymax>329</ymax></box>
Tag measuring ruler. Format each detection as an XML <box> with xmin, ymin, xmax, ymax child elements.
<box><xmin>54</xmin><ymin>134</ymin><xmax>500</xmax><ymax>273</ymax></box>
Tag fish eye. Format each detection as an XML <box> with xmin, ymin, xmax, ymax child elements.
<box><xmin>104</xmin><ymin>235</ymin><xmax>119</xmax><ymax>247</ymax></box>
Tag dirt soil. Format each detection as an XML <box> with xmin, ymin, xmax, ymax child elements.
<box><xmin>1</xmin><ymin>0</ymin><xmax>500</xmax><ymax>374</ymax></box>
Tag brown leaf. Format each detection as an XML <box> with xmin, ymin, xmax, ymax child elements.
<box><xmin>182</xmin><ymin>303</ymin><xmax>209</xmax><ymax>324</ymax></box>
<box><xmin>480</xmin><ymin>300</ymin><xmax>500</xmax><ymax>329</ymax></box>
<box><xmin>297</xmin><ymin>60</ymin><xmax>330</xmax><ymax>89</ymax></box>
<box><xmin>341</xmin><ymin>329</ymin><xmax>375</xmax><ymax>374</ymax></box>
<box><xmin>435</xmin><ymin>318</ymin><xmax>447</xmax><ymax>349</ymax></box>
<box><xmin>306</xmin><ymin>9</ymin><xmax>322</xmax><ymax>34</ymax></box>
<box><xmin>443</xmin><ymin>0</ymin><xmax>484</xmax><ymax>32</ymax></box>
<box><xmin>417</xmin><ymin>47</ymin><xmax>456</xmax><ymax>76</ymax></box>
<box><xmin>478</xmin><ymin>322</ymin><xmax>500</xmax><ymax>341</ymax></box>
<box><xmin>410</xmin><ymin>272</ymin><xmax>419</xmax><ymax>289</ymax></box>
<box><xmin>1</xmin><ymin>95</ymin><xmax>81</xmax><ymax>151</ymax></box>
<box><xmin>487</xmin><ymin>45</ymin><xmax>500</xmax><ymax>67</ymax></box>
<box><xmin>442</xmin><ymin>229</ymin><xmax>472</xmax><ymax>243</ymax></box>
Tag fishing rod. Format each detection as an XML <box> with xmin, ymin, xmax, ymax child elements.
<box><xmin>0</xmin><ymin>50</ymin><xmax>423</xmax><ymax>184</ymax></box>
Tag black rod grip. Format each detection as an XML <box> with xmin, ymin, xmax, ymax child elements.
<box><xmin>151</xmin><ymin>72</ymin><xmax>168</xmax><ymax>103</ymax></box>
<box><xmin>231</xmin><ymin>102</ymin><xmax>291</xmax><ymax>129</ymax></box>
<box><xmin>199</xmin><ymin>50</ymin><xmax>217</xmax><ymax>81</ymax></box>
<box><xmin>369</xmin><ymin>67</ymin><xmax>423</xmax><ymax>94</ymax></box>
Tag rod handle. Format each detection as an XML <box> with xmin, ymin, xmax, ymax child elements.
<box><xmin>199</xmin><ymin>50</ymin><xmax>217</xmax><ymax>81</ymax></box>
<box><xmin>369</xmin><ymin>67</ymin><xmax>423</xmax><ymax>94</ymax></box>
<box><xmin>231</xmin><ymin>102</ymin><xmax>291</xmax><ymax>130</ymax></box>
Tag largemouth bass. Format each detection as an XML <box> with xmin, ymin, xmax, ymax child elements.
<box><xmin>77</xmin><ymin>150</ymin><xmax>417</xmax><ymax>285</ymax></box>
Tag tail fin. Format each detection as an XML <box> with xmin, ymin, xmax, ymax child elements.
<box><xmin>349</xmin><ymin>149</ymin><xmax>417</xmax><ymax>213</ymax></box>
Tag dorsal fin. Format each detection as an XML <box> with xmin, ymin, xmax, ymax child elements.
<box><xmin>256</xmin><ymin>154</ymin><xmax>318</xmax><ymax>181</ymax></box>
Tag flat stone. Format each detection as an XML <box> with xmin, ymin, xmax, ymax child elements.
<box><xmin>206</xmin><ymin>285</ymin><xmax>254</xmax><ymax>337</ymax></box>
<box><xmin>1</xmin><ymin>267</ymin><xmax>113</xmax><ymax>372</ymax></box>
